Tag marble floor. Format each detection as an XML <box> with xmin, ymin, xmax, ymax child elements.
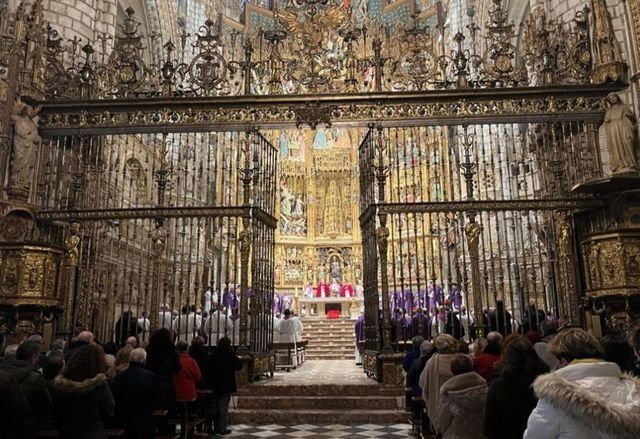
<box><xmin>253</xmin><ymin>359</ymin><xmax>375</xmax><ymax>386</ymax></box>
<box><xmin>221</xmin><ymin>423</ymin><xmax>412</xmax><ymax>438</ymax></box>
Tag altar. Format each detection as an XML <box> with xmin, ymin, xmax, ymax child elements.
<box><xmin>300</xmin><ymin>296</ymin><xmax>363</xmax><ymax>319</ymax></box>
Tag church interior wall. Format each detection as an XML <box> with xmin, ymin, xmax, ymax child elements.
<box><xmin>1</xmin><ymin>0</ymin><xmax>639</xmax><ymax>362</ymax></box>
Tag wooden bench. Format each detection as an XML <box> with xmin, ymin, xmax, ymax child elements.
<box><xmin>168</xmin><ymin>397</ymin><xmax>205</xmax><ymax>439</ymax></box>
<box><xmin>297</xmin><ymin>340</ymin><xmax>308</xmax><ymax>365</ymax></box>
<box><xmin>196</xmin><ymin>389</ymin><xmax>214</xmax><ymax>434</ymax></box>
<box><xmin>273</xmin><ymin>342</ymin><xmax>299</xmax><ymax>371</ymax></box>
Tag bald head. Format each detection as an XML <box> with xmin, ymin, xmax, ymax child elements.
<box><xmin>77</xmin><ymin>331</ymin><xmax>94</xmax><ymax>343</ymax></box>
<box><xmin>487</xmin><ymin>331</ymin><xmax>504</xmax><ymax>346</ymax></box>
<box><xmin>125</xmin><ymin>336</ymin><xmax>138</xmax><ymax>348</ymax></box>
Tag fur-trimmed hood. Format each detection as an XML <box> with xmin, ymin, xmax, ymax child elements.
<box><xmin>53</xmin><ymin>373</ymin><xmax>108</xmax><ymax>393</ymax></box>
<box><xmin>440</xmin><ymin>371</ymin><xmax>487</xmax><ymax>395</ymax></box>
<box><xmin>533</xmin><ymin>362</ymin><xmax>640</xmax><ymax>439</ymax></box>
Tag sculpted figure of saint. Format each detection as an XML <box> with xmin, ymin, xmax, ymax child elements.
<box><xmin>9</xmin><ymin>98</ymin><xmax>42</xmax><ymax>195</ymax></box>
<box><xmin>604</xmin><ymin>94</ymin><xmax>639</xmax><ymax>175</ymax></box>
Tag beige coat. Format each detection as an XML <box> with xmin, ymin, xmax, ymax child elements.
<box><xmin>419</xmin><ymin>353</ymin><xmax>457</xmax><ymax>430</ymax></box>
<box><xmin>437</xmin><ymin>371</ymin><xmax>488</xmax><ymax>439</ymax></box>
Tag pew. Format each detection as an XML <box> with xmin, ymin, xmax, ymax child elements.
<box><xmin>273</xmin><ymin>341</ymin><xmax>307</xmax><ymax>371</ymax></box>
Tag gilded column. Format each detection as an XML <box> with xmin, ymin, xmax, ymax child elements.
<box><xmin>238</xmin><ymin>136</ymin><xmax>254</xmax><ymax>353</ymax></box>
<box><xmin>465</xmin><ymin>221</ymin><xmax>484</xmax><ymax>336</ymax></box>
<box><xmin>374</xmin><ymin>127</ymin><xmax>392</xmax><ymax>352</ymax></box>
<box><xmin>60</xmin><ymin>222</ymin><xmax>80</xmax><ymax>334</ymax></box>
<box><xmin>556</xmin><ymin>211</ymin><xmax>581</xmax><ymax>325</ymax></box>
<box><xmin>149</xmin><ymin>220</ymin><xmax>167</xmax><ymax>329</ymax></box>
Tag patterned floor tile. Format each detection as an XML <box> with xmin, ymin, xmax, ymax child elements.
<box><xmin>223</xmin><ymin>423</ymin><xmax>412</xmax><ymax>438</ymax></box>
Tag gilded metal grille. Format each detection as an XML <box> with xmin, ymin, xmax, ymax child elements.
<box><xmin>359</xmin><ymin>120</ymin><xmax>604</xmax><ymax>354</ymax></box>
<box><xmin>34</xmin><ymin>130</ymin><xmax>277</xmax><ymax>354</ymax></box>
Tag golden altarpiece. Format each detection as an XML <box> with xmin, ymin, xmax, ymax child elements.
<box><xmin>0</xmin><ymin>0</ymin><xmax>640</xmax><ymax>384</ymax></box>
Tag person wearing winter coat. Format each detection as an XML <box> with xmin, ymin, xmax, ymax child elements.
<box><xmin>407</xmin><ymin>340</ymin><xmax>435</xmax><ymax>397</ymax></box>
<box><xmin>473</xmin><ymin>331</ymin><xmax>502</xmax><ymax>383</ymax></box>
<box><xmin>111</xmin><ymin>348</ymin><xmax>160</xmax><ymax>439</ymax></box>
<box><xmin>174</xmin><ymin>340</ymin><xmax>202</xmax><ymax>401</ymax></box>
<box><xmin>0</xmin><ymin>340</ymin><xmax>51</xmax><ymax>439</ymax></box>
<box><xmin>50</xmin><ymin>344</ymin><xmax>115</xmax><ymax>439</ymax></box>
<box><xmin>484</xmin><ymin>336</ymin><xmax>548</xmax><ymax>439</ymax></box>
<box><xmin>0</xmin><ymin>369</ymin><xmax>29</xmax><ymax>438</ymax></box>
<box><xmin>145</xmin><ymin>328</ymin><xmax>181</xmax><ymax>410</ymax></box>
<box><xmin>524</xmin><ymin>328</ymin><xmax>640</xmax><ymax>439</ymax></box>
<box><xmin>419</xmin><ymin>333</ymin><xmax>459</xmax><ymax>432</ymax></box>
<box><xmin>437</xmin><ymin>354</ymin><xmax>487</xmax><ymax>439</ymax></box>
<box><xmin>207</xmin><ymin>336</ymin><xmax>243</xmax><ymax>435</ymax></box>
<box><xmin>403</xmin><ymin>336</ymin><xmax>425</xmax><ymax>372</ymax></box>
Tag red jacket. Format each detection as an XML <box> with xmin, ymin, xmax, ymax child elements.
<box><xmin>174</xmin><ymin>352</ymin><xmax>202</xmax><ymax>401</ymax></box>
<box><xmin>473</xmin><ymin>352</ymin><xmax>500</xmax><ymax>383</ymax></box>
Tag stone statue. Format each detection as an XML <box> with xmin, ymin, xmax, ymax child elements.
<box><xmin>603</xmin><ymin>94</ymin><xmax>639</xmax><ymax>174</ymax></box>
<box><xmin>323</xmin><ymin>180</ymin><xmax>343</xmax><ymax>236</ymax></box>
<box><xmin>8</xmin><ymin>98</ymin><xmax>42</xmax><ymax>199</ymax></box>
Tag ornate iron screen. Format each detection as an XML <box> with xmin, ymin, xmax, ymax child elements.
<box><xmin>35</xmin><ymin>130</ymin><xmax>277</xmax><ymax>356</ymax></box>
<box><xmin>358</xmin><ymin>114</ymin><xmax>606</xmax><ymax>377</ymax></box>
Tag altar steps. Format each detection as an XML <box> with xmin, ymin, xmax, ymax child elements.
<box><xmin>302</xmin><ymin>317</ymin><xmax>357</xmax><ymax>360</ymax></box>
<box><xmin>231</xmin><ymin>383</ymin><xmax>406</xmax><ymax>425</ymax></box>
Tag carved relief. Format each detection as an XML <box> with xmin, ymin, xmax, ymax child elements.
<box><xmin>581</xmin><ymin>231</ymin><xmax>640</xmax><ymax>297</ymax></box>
<box><xmin>0</xmin><ymin>244</ymin><xmax>62</xmax><ymax>306</ymax></box>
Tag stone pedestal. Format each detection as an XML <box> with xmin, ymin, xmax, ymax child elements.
<box><xmin>379</xmin><ymin>352</ymin><xmax>405</xmax><ymax>387</ymax></box>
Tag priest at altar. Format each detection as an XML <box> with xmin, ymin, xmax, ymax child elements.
<box><xmin>315</xmin><ymin>281</ymin><xmax>329</xmax><ymax>298</ymax></box>
<box><xmin>304</xmin><ymin>280</ymin><xmax>363</xmax><ymax>319</ymax></box>
<box><xmin>341</xmin><ymin>283</ymin><xmax>354</xmax><ymax>298</ymax></box>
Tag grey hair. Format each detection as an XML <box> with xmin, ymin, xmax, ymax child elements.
<box><xmin>129</xmin><ymin>348</ymin><xmax>147</xmax><ymax>364</ymax></box>
<box><xmin>3</xmin><ymin>344</ymin><xmax>19</xmax><ymax>360</ymax></box>
<box><xmin>50</xmin><ymin>339</ymin><xmax>66</xmax><ymax>352</ymax></box>
<box><xmin>26</xmin><ymin>334</ymin><xmax>43</xmax><ymax>343</ymax></box>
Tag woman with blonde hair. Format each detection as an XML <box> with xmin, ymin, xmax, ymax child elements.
<box><xmin>524</xmin><ymin>327</ymin><xmax>640</xmax><ymax>439</ymax></box>
<box><xmin>107</xmin><ymin>346</ymin><xmax>133</xmax><ymax>382</ymax></box>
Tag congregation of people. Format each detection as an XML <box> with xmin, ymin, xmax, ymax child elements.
<box><xmin>404</xmin><ymin>322</ymin><xmax>640</xmax><ymax>439</ymax></box>
<box><xmin>0</xmin><ymin>327</ymin><xmax>243</xmax><ymax>439</ymax></box>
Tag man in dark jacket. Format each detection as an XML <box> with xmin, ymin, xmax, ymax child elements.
<box><xmin>0</xmin><ymin>369</ymin><xmax>29</xmax><ymax>438</ymax></box>
<box><xmin>115</xmin><ymin>311</ymin><xmax>140</xmax><ymax>347</ymax></box>
<box><xmin>207</xmin><ymin>336</ymin><xmax>243</xmax><ymax>435</ymax></box>
<box><xmin>403</xmin><ymin>336</ymin><xmax>424</xmax><ymax>373</ymax></box>
<box><xmin>111</xmin><ymin>347</ymin><xmax>159</xmax><ymax>439</ymax></box>
<box><xmin>0</xmin><ymin>340</ymin><xmax>52</xmax><ymax>438</ymax></box>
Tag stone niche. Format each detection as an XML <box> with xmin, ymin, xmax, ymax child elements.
<box><xmin>0</xmin><ymin>243</ymin><xmax>64</xmax><ymax>307</ymax></box>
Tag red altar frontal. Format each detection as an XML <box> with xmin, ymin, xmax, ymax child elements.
<box><xmin>299</xmin><ymin>297</ymin><xmax>363</xmax><ymax>319</ymax></box>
